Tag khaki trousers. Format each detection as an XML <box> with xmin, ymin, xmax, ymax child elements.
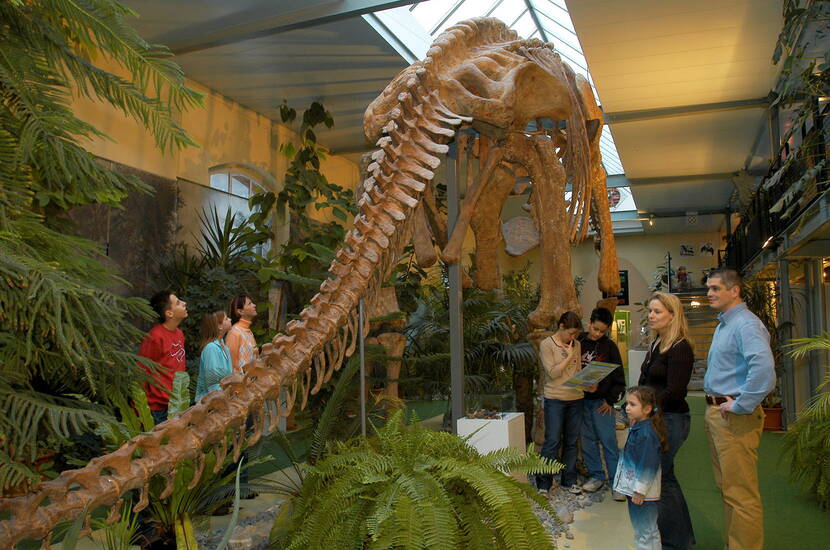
<box><xmin>704</xmin><ymin>404</ymin><xmax>765</xmax><ymax>550</ymax></box>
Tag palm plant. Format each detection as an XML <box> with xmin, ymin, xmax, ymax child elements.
<box><xmin>97</xmin><ymin>373</ymin><xmax>259</xmax><ymax>548</ymax></box>
<box><xmin>0</xmin><ymin>0</ymin><xmax>202</xmax><ymax>493</ymax></box>
<box><xmin>782</xmin><ymin>334</ymin><xmax>830</xmax><ymax>508</ymax></box>
<box><xmin>403</xmin><ymin>267</ymin><xmax>540</xmax><ymax>426</ymax></box>
<box><xmin>270</xmin><ymin>410</ymin><xmax>560</xmax><ymax>550</ymax></box>
<box><xmin>742</xmin><ymin>275</ymin><xmax>788</xmax><ymax>407</ymax></box>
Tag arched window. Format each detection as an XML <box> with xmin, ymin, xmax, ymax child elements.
<box><xmin>209</xmin><ymin>171</ymin><xmax>265</xmax><ymax>199</ymax></box>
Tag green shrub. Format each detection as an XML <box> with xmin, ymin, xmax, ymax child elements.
<box><xmin>271</xmin><ymin>411</ymin><xmax>561</xmax><ymax>550</ymax></box>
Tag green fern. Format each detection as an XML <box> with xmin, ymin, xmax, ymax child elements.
<box><xmin>0</xmin><ymin>448</ymin><xmax>39</xmax><ymax>494</ymax></box>
<box><xmin>272</xmin><ymin>411</ymin><xmax>561</xmax><ymax>550</ymax></box>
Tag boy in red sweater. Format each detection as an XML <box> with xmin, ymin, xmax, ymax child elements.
<box><xmin>139</xmin><ymin>290</ymin><xmax>188</xmax><ymax>424</ymax></box>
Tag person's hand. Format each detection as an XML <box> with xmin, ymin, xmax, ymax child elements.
<box><xmin>586</xmin><ymin>384</ymin><xmax>598</xmax><ymax>392</ymax></box>
<box><xmin>632</xmin><ymin>492</ymin><xmax>644</xmax><ymax>505</ymax></box>
<box><xmin>597</xmin><ymin>402</ymin><xmax>614</xmax><ymax>416</ymax></box>
<box><xmin>719</xmin><ymin>396</ymin><xmax>735</xmax><ymax>419</ymax></box>
<box><xmin>564</xmin><ymin>341</ymin><xmax>575</xmax><ymax>359</ymax></box>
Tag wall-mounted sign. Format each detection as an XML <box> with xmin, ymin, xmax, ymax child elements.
<box><xmin>602</xmin><ymin>270</ymin><xmax>629</xmax><ymax>306</ymax></box>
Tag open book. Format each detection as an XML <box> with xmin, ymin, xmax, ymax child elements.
<box><xmin>562</xmin><ymin>361</ymin><xmax>620</xmax><ymax>390</ymax></box>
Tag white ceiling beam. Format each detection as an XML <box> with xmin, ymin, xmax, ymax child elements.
<box><xmin>604</xmin><ymin>97</ymin><xmax>769</xmax><ymax>124</ymax></box>
<box><xmin>608</xmin><ymin>172</ymin><xmax>739</xmax><ymax>188</ymax></box>
<box><xmin>166</xmin><ymin>0</ymin><xmax>422</xmax><ymax>55</ymax></box>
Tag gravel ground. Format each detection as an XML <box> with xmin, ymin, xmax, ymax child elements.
<box><xmin>197</xmin><ymin>507</ymin><xmax>279</xmax><ymax>550</ymax></box>
<box><xmin>197</xmin><ymin>478</ymin><xmax>607</xmax><ymax>549</ymax></box>
<box><xmin>530</xmin><ymin>475</ymin><xmax>608</xmax><ymax>546</ymax></box>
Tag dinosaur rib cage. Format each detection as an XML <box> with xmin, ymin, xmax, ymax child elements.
<box><xmin>0</xmin><ymin>69</ymin><xmax>470</xmax><ymax>549</ymax></box>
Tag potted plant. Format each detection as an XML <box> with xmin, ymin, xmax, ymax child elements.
<box><xmin>742</xmin><ymin>276</ymin><xmax>788</xmax><ymax>430</ymax></box>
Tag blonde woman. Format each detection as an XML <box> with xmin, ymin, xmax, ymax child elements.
<box><xmin>639</xmin><ymin>291</ymin><xmax>695</xmax><ymax>549</ymax></box>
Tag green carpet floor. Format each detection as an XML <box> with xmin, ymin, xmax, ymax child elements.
<box><xmin>678</xmin><ymin>396</ymin><xmax>829</xmax><ymax>549</ymax></box>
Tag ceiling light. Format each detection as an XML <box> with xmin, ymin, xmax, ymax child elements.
<box><xmin>649</xmin><ymin>215</ymin><xmax>654</xmax><ymax>227</ymax></box>
<box><xmin>690</xmin><ymin>300</ymin><xmax>701</xmax><ymax>307</ymax></box>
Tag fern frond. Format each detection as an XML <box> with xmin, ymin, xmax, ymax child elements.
<box><xmin>278</xmin><ymin>412</ymin><xmax>556</xmax><ymax>549</ymax></box>
<box><xmin>0</xmin><ymin>448</ymin><xmax>39</xmax><ymax>493</ymax></box>
<box><xmin>0</xmin><ymin>389</ymin><xmax>115</xmax><ymax>462</ymax></box>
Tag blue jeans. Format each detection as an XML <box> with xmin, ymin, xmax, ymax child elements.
<box><xmin>658</xmin><ymin>412</ymin><xmax>695</xmax><ymax>549</ymax></box>
<box><xmin>538</xmin><ymin>398</ymin><xmax>583</xmax><ymax>490</ymax></box>
<box><xmin>581</xmin><ymin>398</ymin><xmax>619</xmax><ymax>483</ymax></box>
<box><xmin>151</xmin><ymin>409</ymin><xmax>168</xmax><ymax>425</ymax></box>
<box><xmin>628</xmin><ymin>498</ymin><xmax>661</xmax><ymax>550</ymax></box>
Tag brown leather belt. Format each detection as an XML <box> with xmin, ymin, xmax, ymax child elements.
<box><xmin>705</xmin><ymin>395</ymin><xmax>734</xmax><ymax>406</ymax></box>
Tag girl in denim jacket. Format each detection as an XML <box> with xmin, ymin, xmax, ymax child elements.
<box><xmin>614</xmin><ymin>386</ymin><xmax>668</xmax><ymax>550</ymax></box>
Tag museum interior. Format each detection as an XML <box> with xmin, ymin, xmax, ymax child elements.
<box><xmin>1</xmin><ymin>1</ymin><xmax>829</xmax><ymax>549</ymax></box>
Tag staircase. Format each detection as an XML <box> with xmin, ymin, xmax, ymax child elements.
<box><xmin>676</xmin><ymin>290</ymin><xmax>719</xmax><ymax>391</ymax></box>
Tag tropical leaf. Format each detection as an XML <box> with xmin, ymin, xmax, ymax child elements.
<box><xmin>275</xmin><ymin>411</ymin><xmax>560</xmax><ymax>550</ymax></box>
<box><xmin>168</xmin><ymin>371</ymin><xmax>191</xmax><ymax>417</ymax></box>
<box><xmin>216</xmin><ymin>459</ymin><xmax>245</xmax><ymax>550</ymax></box>
<box><xmin>0</xmin><ymin>0</ymin><xmax>201</xmax><ymax>483</ymax></box>
<box><xmin>782</xmin><ymin>334</ymin><xmax>830</xmax><ymax>508</ymax></box>
<box><xmin>0</xmin><ymin>448</ymin><xmax>39</xmax><ymax>494</ymax></box>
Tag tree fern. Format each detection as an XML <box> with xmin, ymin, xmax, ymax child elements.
<box><xmin>0</xmin><ymin>0</ymin><xmax>201</xmax><ymax>492</ymax></box>
<box><xmin>273</xmin><ymin>411</ymin><xmax>561</xmax><ymax>550</ymax></box>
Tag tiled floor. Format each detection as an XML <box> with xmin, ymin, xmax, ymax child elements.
<box><xmin>567</xmin><ymin>492</ymin><xmax>634</xmax><ymax>550</ymax></box>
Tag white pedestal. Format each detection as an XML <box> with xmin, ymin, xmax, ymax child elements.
<box><xmin>628</xmin><ymin>350</ymin><xmax>647</xmax><ymax>388</ymax></box>
<box><xmin>456</xmin><ymin>412</ymin><xmax>525</xmax><ymax>455</ymax></box>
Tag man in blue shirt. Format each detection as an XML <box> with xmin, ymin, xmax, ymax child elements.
<box><xmin>704</xmin><ymin>268</ymin><xmax>775</xmax><ymax>550</ymax></box>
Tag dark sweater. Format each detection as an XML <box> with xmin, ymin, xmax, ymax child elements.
<box><xmin>638</xmin><ymin>338</ymin><xmax>694</xmax><ymax>414</ymax></box>
<box><xmin>578</xmin><ymin>333</ymin><xmax>626</xmax><ymax>406</ymax></box>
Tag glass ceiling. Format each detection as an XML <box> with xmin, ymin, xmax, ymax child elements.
<box><xmin>409</xmin><ymin>0</ymin><xmax>626</xmax><ymax>177</ymax></box>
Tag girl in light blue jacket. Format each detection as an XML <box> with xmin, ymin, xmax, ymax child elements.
<box><xmin>195</xmin><ymin>310</ymin><xmax>232</xmax><ymax>401</ymax></box>
<box><xmin>614</xmin><ymin>386</ymin><xmax>668</xmax><ymax>550</ymax></box>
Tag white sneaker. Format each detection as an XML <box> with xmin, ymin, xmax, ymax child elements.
<box><xmin>582</xmin><ymin>478</ymin><xmax>604</xmax><ymax>492</ymax></box>
<box><xmin>612</xmin><ymin>490</ymin><xmax>626</xmax><ymax>502</ymax></box>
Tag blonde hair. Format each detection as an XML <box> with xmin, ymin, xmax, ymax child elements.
<box><xmin>648</xmin><ymin>292</ymin><xmax>692</xmax><ymax>353</ymax></box>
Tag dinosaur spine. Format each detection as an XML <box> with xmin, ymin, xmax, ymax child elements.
<box><xmin>0</xmin><ymin>69</ymin><xmax>468</xmax><ymax>550</ymax></box>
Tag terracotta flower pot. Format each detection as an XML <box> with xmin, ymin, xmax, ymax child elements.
<box><xmin>763</xmin><ymin>407</ymin><xmax>784</xmax><ymax>431</ymax></box>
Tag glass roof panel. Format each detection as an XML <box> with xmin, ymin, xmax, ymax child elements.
<box><xmin>442</xmin><ymin>0</ymin><xmax>499</xmax><ymax>30</ymax></box>
<box><xmin>512</xmin><ymin>10</ymin><xmax>538</xmax><ymax>38</ymax></box>
<box><xmin>408</xmin><ymin>0</ymin><xmax>627</xmax><ymax>178</ymax></box>
<box><xmin>532</xmin><ymin>0</ymin><xmax>576</xmax><ymax>34</ymax></box>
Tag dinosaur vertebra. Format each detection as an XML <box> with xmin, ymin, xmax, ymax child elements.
<box><xmin>0</xmin><ymin>18</ymin><xmax>617</xmax><ymax>547</ymax></box>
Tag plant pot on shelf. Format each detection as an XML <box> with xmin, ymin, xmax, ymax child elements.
<box><xmin>763</xmin><ymin>407</ymin><xmax>784</xmax><ymax>431</ymax></box>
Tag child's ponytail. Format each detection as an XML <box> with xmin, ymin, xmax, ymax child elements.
<box><xmin>628</xmin><ymin>386</ymin><xmax>669</xmax><ymax>452</ymax></box>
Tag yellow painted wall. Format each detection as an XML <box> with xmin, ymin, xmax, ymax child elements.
<box><xmin>572</xmin><ymin>231</ymin><xmax>722</xmax><ymax>347</ymax></box>
<box><xmin>72</xmin><ymin>71</ymin><xmax>361</xmax><ymax>247</ymax></box>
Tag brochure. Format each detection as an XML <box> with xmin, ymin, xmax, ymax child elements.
<box><xmin>562</xmin><ymin>361</ymin><xmax>620</xmax><ymax>389</ymax></box>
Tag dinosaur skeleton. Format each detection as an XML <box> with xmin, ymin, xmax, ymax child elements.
<box><xmin>0</xmin><ymin>18</ymin><xmax>618</xmax><ymax>547</ymax></box>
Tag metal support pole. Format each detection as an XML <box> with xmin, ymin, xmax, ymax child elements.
<box><xmin>777</xmin><ymin>260</ymin><xmax>797</xmax><ymax>427</ymax></box>
<box><xmin>447</xmin><ymin>141</ymin><xmax>464</xmax><ymax>433</ymax></box>
<box><xmin>359</xmin><ymin>298</ymin><xmax>367</xmax><ymax>437</ymax></box>
<box><xmin>769</xmin><ymin>103</ymin><xmax>780</xmax><ymax>164</ymax></box>
<box><xmin>804</xmin><ymin>260</ymin><xmax>825</xmax><ymax>396</ymax></box>
<box><xmin>725</xmin><ymin>208</ymin><xmax>732</xmax><ymax>238</ymax></box>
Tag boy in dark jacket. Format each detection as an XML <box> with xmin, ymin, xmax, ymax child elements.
<box><xmin>578</xmin><ymin>307</ymin><xmax>626</xmax><ymax>499</ymax></box>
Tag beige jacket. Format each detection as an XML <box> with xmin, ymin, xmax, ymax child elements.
<box><xmin>539</xmin><ymin>336</ymin><xmax>583</xmax><ymax>401</ymax></box>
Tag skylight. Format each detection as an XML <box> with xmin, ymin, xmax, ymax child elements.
<box><xmin>408</xmin><ymin>0</ymin><xmax>626</xmax><ymax>177</ymax></box>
